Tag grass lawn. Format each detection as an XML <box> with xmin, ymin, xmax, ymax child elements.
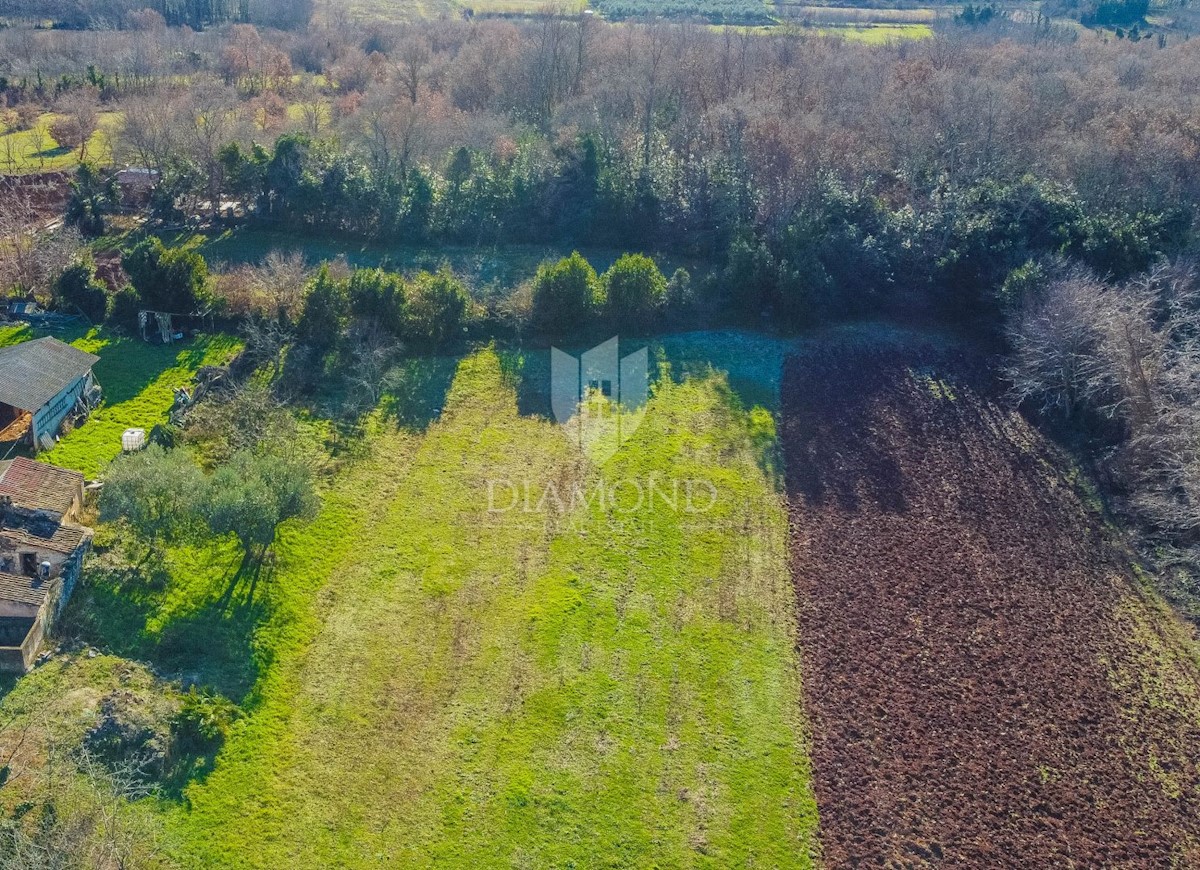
<box><xmin>152</xmin><ymin>346</ymin><xmax>816</xmax><ymax>867</ymax></box>
<box><xmin>319</xmin><ymin>0</ymin><xmax>457</xmax><ymax>22</ymax></box>
<box><xmin>0</xmin><ymin>111</ymin><xmax>120</xmax><ymax>175</ymax></box>
<box><xmin>0</xmin><ymin>326</ymin><xmax>240</xmax><ymax>477</ymax></box>
<box><xmin>0</xmin><ymin>332</ymin><xmax>816</xmax><ymax>865</ymax></box>
<box><xmin>42</xmin><ymin>330</ymin><xmax>241</xmax><ymax>478</ymax></box>
<box><xmin>817</xmin><ymin>23</ymin><xmax>932</xmax><ymax>42</ymax></box>
<box><xmin>0</xmin><ymin>323</ymin><xmax>33</xmax><ymax>347</ymax></box>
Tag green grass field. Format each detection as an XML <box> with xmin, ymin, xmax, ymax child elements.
<box><xmin>147</xmin><ymin>346</ymin><xmax>817</xmax><ymax>867</ymax></box>
<box><xmin>815</xmin><ymin>22</ymin><xmax>932</xmax><ymax>41</ymax></box>
<box><xmin>1</xmin><ymin>326</ymin><xmax>239</xmax><ymax>476</ymax></box>
<box><xmin>0</xmin><ymin>331</ymin><xmax>818</xmax><ymax>865</ymax></box>
<box><xmin>0</xmin><ymin>111</ymin><xmax>119</xmax><ymax>175</ymax></box>
<box><xmin>0</xmin><ymin>323</ymin><xmax>33</xmax><ymax>347</ymax></box>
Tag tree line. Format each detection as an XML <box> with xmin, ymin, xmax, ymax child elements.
<box><xmin>1007</xmin><ymin>258</ymin><xmax>1200</xmax><ymax>621</ymax></box>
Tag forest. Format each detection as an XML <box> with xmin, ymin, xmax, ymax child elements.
<box><xmin>2</xmin><ymin>12</ymin><xmax>1198</xmax><ymax>330</ymax></box>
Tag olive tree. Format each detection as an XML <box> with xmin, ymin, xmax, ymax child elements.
<box><xmin>99</xmin><ymin>445</ymin><xmax>206</xmax><ymax>564</ymax></box>
<box><xmin>202</xmin><ymin>451</ymin><xmax>318</xmax><ymax>569</ymax></box>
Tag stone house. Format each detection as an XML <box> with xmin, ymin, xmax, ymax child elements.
<box><xmin>0</xmin><ymin>458</ymin><xmax>92</xmax><ymax>672</ymax></box>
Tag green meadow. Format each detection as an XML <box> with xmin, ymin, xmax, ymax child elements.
<box><xmin>0</xmin><ymin>333</ymin><xmax>819</xmax><ymax>865</ymax></box>
<box><xmin>0</xmin><ymin>111</ymin><xmax>119</xmax><ymax>175</ymax></box>
<box><xmin>157</xmin><ymin>347</ymin><xmax>817</xmax><ymax>867</ymax></box>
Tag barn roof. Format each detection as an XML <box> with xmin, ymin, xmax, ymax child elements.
<box><xmin>0</xmin><ymin>458</ymin><xmax>84</xmax><ymax>517</ymax></box>
<box><xmin>0</xmin><ymin>338</ymin><xmax>99</xmax><ymax>413</ymax></box>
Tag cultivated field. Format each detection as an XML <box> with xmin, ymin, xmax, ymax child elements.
<box><xmin>783</xmin><ymin>341</ymin><xmax>1200</xmax><ymax>865</ymax></box>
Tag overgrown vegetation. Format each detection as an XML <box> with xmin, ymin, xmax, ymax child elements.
<box><xmin>1007</xmin><ymin>259</ymin><xmax>1200</xmax><ymax>622</ymax></box>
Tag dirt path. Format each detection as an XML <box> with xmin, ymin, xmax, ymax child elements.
<box><xmin>782</xmin><ymin>342</ymin><xmax>1200</xmax><ymax>867</ymax></box>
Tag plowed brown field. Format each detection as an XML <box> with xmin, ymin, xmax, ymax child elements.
<box><xmin>783</xmin><ymin>342</ymin><xmax>1200</xmax><ymax>868</ymax></box>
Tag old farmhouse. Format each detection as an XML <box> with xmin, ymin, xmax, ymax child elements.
<box><xmin>0</xmin><ymin>457</ymin><xmax>92</xmax><ymax>672</ymax></box>
<box><xmin>0</xmin><ymin>337</ymin><xmax>100</xmax><ymax>453</ymax></box>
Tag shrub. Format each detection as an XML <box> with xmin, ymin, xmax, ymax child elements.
<box><xmin>123</xmin><ymin>237</ymin><xmax>212</xmax><ymax>315</ymax></box>
<box><xmin>346</xmin><ymin>268</ymin><xmax>407</xmax><ymax>337</ymax></box>
<box><xmin>603</xmin><ymin>253</ymin><xmax>667</xmax><ymax>326</ymax></box>
<box><xmin>296</xmin><ymin>265</ymin><xmax>349</xmax><ymax>356</ymax></box>
<box><xmin>54</xmin><ymin>257</ymin><xmax>107</xmax><ymax>322</ymax></box>
<box><xmin>108</xmin><ymin>285</ymin><xmax>142</xmax><ymax>330</ymax></box>
<box><xmin>405</xmin><ymin>267</ymin><xmax>470</xmax><ymax>349</ymax></box>
<box><xmin>171</xmin><ymin>688</ymin><xmax>238</xmax><ymax>757</ymax></box>
<box><xmin>531</xmin><ymin>252</ymin><xmax>600</xmax><ymax>337</ymax></box>
<box><xmin>48</xmin><ymin>116</ymin><xmax>87</xmax><ymax>153</ymax></box>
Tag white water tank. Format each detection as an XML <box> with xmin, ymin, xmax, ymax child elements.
<box><xmin>122</xmin><ymin>428</ymin><xmax>147</xmax><ymax>452</ymax></box>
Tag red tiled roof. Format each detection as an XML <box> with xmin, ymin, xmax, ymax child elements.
<box><xmin>0</xmin><ymin>457</ymin><xmax>83</xmax><ymax>516</ymax></box>
<box><xmin>0</xmin><ymin>523</ymin><xmax>89</xmax><ymax>556</ymax></box>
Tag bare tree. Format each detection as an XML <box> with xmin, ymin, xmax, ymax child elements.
<box><xmin>1008</xmin><ymin>259</ymin><xmax>1200</xmax><ymax>543</ymax></box>
<box><xmin>0</xmin><ymin>744</ymin><xmax>161</xmax><ymax>870</ymax></box>
<box><xmin>396</xmin><ymin>35</ymin><xmax>431</xmax><ymax>105</ymax></box>
<box><xmin>295</xmin><ymin>78</ymin><xmax>328</xmax><ymax>136</ymax></box>
<box><xmin>344</xmin><ymin>323</ymin><xmax>400</xmax><ymax>415</ymax></box>
<box><xmin>0</xmin><ymin>185</ymin><xmax>84</xmax><ymax>296</ymax></box>
<box><xmin>1005</xmin><ymin>268</ymin><xmax>1113</xmax><ymax>421</ymax></box>
<box><xmin>51</xmin><ymin>88</ymin><xmax>100</xmax><ymax>162</ymax></box>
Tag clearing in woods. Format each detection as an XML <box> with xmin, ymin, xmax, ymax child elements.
<box><xmin>159</xmin><ymin>345</ymin><xmax>818</xmax><ymax>867</ymax></box>
<box><xmin>782</xmin><ymin>340</ymin><xmax>1200</xmax><ymax>866</ymax></box>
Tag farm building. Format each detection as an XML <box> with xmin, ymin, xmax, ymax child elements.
<box><xmin>0</xmin><ymin>337</ymin><xmax>101</xmax><ymax>452</ymax></box>
<box><xmin>116</xmin><ymin>166</ymin><xmax>160</xmax><ymax>208</ymax></box>
<box><xmin>0</xmin><ymin>458</ymin><xmax>91</xmax><ymax>672</ymax></box>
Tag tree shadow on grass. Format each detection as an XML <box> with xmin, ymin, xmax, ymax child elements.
<box><xmin>0</xmin><ymin>673</ymin><xmax>18</xmax><ymax>705</ymax></box>
<box><xmin>380</xmin><ymin>354</ymin><xmax>461</xmax><ymax>432</ymax></box>
<box><xmin>90</xmin><ymin>338</ymin><xmax>190</xmax><ymax>406</ymax></box>
<box><xmin>62</xmin><ymin>554</ymin><xmax>266</xmax><ymax>704</ymax></box>
<box><xmin>55</xmin><ymin>551</ymin><xmax>271</xmax><ymax>801</ymax></box>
